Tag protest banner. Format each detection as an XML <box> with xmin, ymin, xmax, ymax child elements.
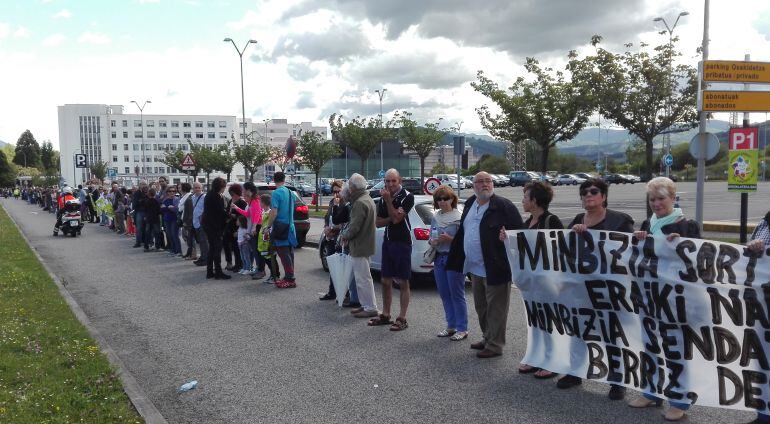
<box><xmin>507</xmin><ymin>229</ymin><xmax>770</xmax><ymax>412</ymax></box>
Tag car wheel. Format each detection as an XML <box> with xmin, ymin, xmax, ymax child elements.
<box><xmin>572</xmin><ymin>181</ymin><xmax>577</xmax><ymax>185</ymax></box>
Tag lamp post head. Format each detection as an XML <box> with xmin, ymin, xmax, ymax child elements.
<box><xmin>653</xmin><ymin>17</ymin><xmax>663</xmax><ymax>22</ymax></box>
<box><xmin>223</xmin><ymin>38</ymin><xmax>233</xmax><ymax>42</ymax></box>
<box><xmin>679</xmin><ymin>11</ymin><xmax>689</xmax><ymax>17</ymax></box>
<box><xmin>248</xmin><ymin>39</ymin><xmax>257</xmax><ymax>44</ymax></box>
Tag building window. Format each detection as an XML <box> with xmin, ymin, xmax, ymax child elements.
<box><xmin>181</xmin><ymin>144</ymin><xmax>188</xmax><ymax>151</ymax></box>
<box><xmin>219</xmin><ymin>132</ymin><xmax>228</xmax><ymax>139</ymax></box>
<box><xmin>122</xmin><ymin>120</ymin><xmax>128</xmax><ymax>127</ymax></box>
<box><xmin>171</xmin><ymin>120</ymin><xmax>179</xmax><ymax>127</ymax></box>
<box><xmin>124</xmin><ymin>155</ymin><xmax>129</xmax><ymax>162</ymax></box>
<box><xmin>133</xmin><ymin>155</ymin><xmax>140</xmax><ymax>162</ymax></box>
<box><xmin>218</xmin><ymin>120</ymin><xmax>227</xmax><ymax>128</ymax></box>
<box><xmin>159</xmin><ymin>120</ymin><xmax>167</xmax><ymax>127</ymax></box>
<box><xmin>112</xmin><ymin>144</ymin><xmax>117</xmax><ymax>151</ymax></box>
<box><xmin>134</xmin><ymin>120</ymin><xmax>142</xmax><ymax>127</ymax></box>
<box><xmin>133</xmin><ymin>144</ymin><xmax>139</xmax><ymax>151</ymax></box>
<box><xmin>147</xmin><ymin>131</ymin><xmax>155</xmax><ymax>138</ymax></box>
<box><xmin>124</xmin><ymin>167</ymin><xmax>130</xmax><ymax>174</ymax></box>
<box><xmin>122</xmin><ymin>131</ymin><xmax>128</xmax><ymax>138</ymax></box>
<box><xmin>110</xmin><ymin>131</ymin><xmax>116</xmax><ymax>139</ymax></box>
<box><xmin>160</xmin><ymin>132</ymin><xmax>167</xmax><ymax>139</ymax></box>
<box><xmin>207</xmin><ymin>132</ymin><xmax>215</xmax><ymax>139</ymax></box>
<box><xmin>110</xmin><ymin>119</ymin><xmax>116</xmax><ymax>127</ymax></box>
<box><xmin>196</xmin><ymin>132</ymin><xmax>204</xmax><ymax>139</ymax></box>
<box><xmin>207</xmin><ymin>121</ymin><xmax>215</xmax><ymax>128</ymax></box>
<box><xmin>183</xmin><ymin>121</ymin><xmax>191</xmax><ymax>127</ymax></box>
<box><xmin>134</xmin><ymin>131</ymin><xmax>142</xmax><ymax>138</ymax></box>
<box><xmin>146</xmin><ymin>120</ymin><xmax>155</xmax><ymax>127</ymax></box>
<box><xmin>183</xmin><ymin>131</ymin><xmax>191</xmax><ymax>139</ymax></box>
<box><xmin>171</xmin><ymin>132</ymin><xmax>179</xmax><ymax>139</ymax></box>
<box><xmin>195</xmin><ymin>121</ymin><xmax>203</xmax><ymax>128</ymax></box>
<box><xmin>123</xmin><ymin>144</ymin><xmax>129</xmax><ymax>151</ymax></box>
<box><xmin>112</xmin><ymin>156</ymin><xmax>118</xmax><ymax>162</ymax></box>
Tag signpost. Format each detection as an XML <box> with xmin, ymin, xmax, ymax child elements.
<box><xmin>663</xmin><ymin>153</ymin><xmax>674</xmax><ymax>168</ymax></box>
<box><xmin>107</xmin><ymin>168</ymin><xmax>117</xmax><ymax>179</ymax></box>
<box><xmin>423</xmin><ymin>177</ymin><xmax>441</xmax><ymax>196</ymax></box>
<box><xmin>181</xmin><ymin>153</ymin><xmax>196</xmax><ymax>171</ymax></box>
<box><xmin>73</xmin><ymin>153</ymin><xmax>87</xmax><ymax>186</ymax></box>
<box><xmin>727</xmin><ymin>127</ymin><xmax>759</xmax><ymax>192</ymax></box>
<box><xmin>703</xmin><ymin>60</ymin><xmax>770</xmax><ymax>84</ymax></box>
<box><xmin>700</xmin><ymin>90</ymin><xmax>770</xmax><ymax>112</ymax></box>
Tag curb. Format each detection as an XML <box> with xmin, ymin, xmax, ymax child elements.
<box><xmin>2</xmin><ymin>203</ymin><xmax>168</xmax><ymax>424</ymax></box>
<box><xmin>703</xmin><ymin>221</ymin><xmax>757</xmax><ymax>234</ymax></box>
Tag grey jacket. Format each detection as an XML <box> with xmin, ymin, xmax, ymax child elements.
<box><xmin>341</xmin><ymin>189</ymin><xmax>376</xmax><ymax>258</ymax></box>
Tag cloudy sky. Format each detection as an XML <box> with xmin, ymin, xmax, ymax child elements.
<box><xmin>1</xmin><ymin>0</ymin><xmax>769</xmax><ymax>149</ymax></box>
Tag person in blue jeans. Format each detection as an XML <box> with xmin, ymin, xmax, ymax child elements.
<box><xmin>160</xmin><ymin>187</ymin><xmax>181</xmax><ymax>255</ymax></box>
<box><xmin>428</xmin><ymin>185</ymin><xmax>468</xmax><ymax>341</ymax></box>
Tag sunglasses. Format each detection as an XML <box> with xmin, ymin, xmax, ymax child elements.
<box><xmin>580</xmin><ymin>188</ymin><xmax>601</xmax><ymax>197</ymax></box>
<box><xmin>436</xmin><ymin>197</ymin><xmax>450</xmax><ymax>201</ymax></box>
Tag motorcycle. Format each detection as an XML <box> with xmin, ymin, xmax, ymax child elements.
<box><xmin>59</xmin><ymin>198</ymin><xmax>84</xmax><ymax>237</ymax></box>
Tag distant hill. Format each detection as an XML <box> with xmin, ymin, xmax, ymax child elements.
<box><xmin>0</xmin><ymin>140</ymin><xmax>8</xmax><ymax>148</ymax></box>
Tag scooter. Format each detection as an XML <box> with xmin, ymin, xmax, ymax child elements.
<box><xmin>59</xmin><ymin>198</ymin><xmax>84</xmax><ymax>237</ymax></box>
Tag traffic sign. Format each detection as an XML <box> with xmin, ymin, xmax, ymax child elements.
<box><xmin>423</xmin><ymin>177</ymin><xmax>441</xmax><ymax>195</ymax></box>
<box><xmin>107</xmin><ymin>168</ymin><xmax>117</xmax><ymax>178</ymax></box>
<box><xmin>703</xmin><ymin>60</ymin><xmax>770</xmax><ymax>84</ymax></box>
<box><xmin>181</xmin><ymin>153</ymin><xmax>196</xmax><ymax>171</ymax></box>
<box><xmin>595</xmin><ymin>162</ymin><xmax>603</xmax><ymax>172</ymax></box>
<box><xmin>663</xmin><ymin>154</ymin><xmax>674</xmax><ymax>167</ymax></box>
<box><xmin>689</xmin><ymin>132</ymin><xmax>720</xmax><ymax>161</ymax></box>
<box><xmin>74</xmin><ymin>153</ymin><xmax>88</xmax><ymax>168</ymax></box>
<box><xmin>700</xmin><ymin>90</ymin><xmax>770</xmax><ymax>112</ymax></box>
<box><xmin>729</xmin><ymin>127</ymin><xmax>758</xmax><ymax>150</ymax></box>
<box><xmin>378</xmin><ymin>169</ymin><xmax>385</xmax><ymax>178</ymax></box>
<box><xmin>728</xmin><ymin>127</ymin><xmax>759</xmax><ymax>193</ymax></box>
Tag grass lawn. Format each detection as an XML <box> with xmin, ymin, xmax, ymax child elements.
<box><xmin>0</xmin><ymin>206</ymin><xmax>142</xmax><ymax>423</ymax></box>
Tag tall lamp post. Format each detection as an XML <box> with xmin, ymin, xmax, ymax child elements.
<box><xmin>130</xmin><ymin>100</ymin><xmax>151</xmax><ymax>181</ymax></box>
<box><xmin>375</xmin><ymin>88</ymin><xmax>387</xmax><ymax>177</ymax></box>
<box><xmin>223</xmin><ymin>38</ymin><xmax>257</xmax><ymax>147</ymax></box>
<box><xmin>654</xmin><ymin>11</ymin><xmax>688</xmax><ymax>177</ymax></box>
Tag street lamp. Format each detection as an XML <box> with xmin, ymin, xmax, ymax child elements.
<box><xmin>654</xmin><ymin>11</ymin><xmax>688</xmax><ymax>177</ymax></box>
<box><xmin>375</xmin><ymin>88</ymin><xmax>387</xmax><ymax>177</ymax></box>
<box><xmin>223</xmin><ymin>38</ymin><xmax>257</xmax><ymax>147</ymax></box>
<box><xmin>130</xmin><ymin>100</ymin><xmax>151</xmax><ymax>181</ymax></box>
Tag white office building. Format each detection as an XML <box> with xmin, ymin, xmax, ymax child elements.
<box><xmin>58</xmin><ymin>104</ymin><xmax>327</xmax><ymax>186</ymax></box>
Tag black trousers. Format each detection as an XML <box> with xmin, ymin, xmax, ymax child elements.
<box><xmin>205</xmin><ymin>228</ymin><xmax>224</xmax><ymax>276</ymax></box>
<box><xmin>222</xmin><ymin>229</ymin><xmax>241</xmax><ymax>269</ymax></box>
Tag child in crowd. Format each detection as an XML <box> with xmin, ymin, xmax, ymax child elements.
<box><xmin>237</xmin><ymin>215</ymin><xmax>252</xmax><ymax>275</ymax></box>
<box><xmin>257</xmin><ymin>193</ymin><xmax>280</xmax><ymax>284</ymax></box>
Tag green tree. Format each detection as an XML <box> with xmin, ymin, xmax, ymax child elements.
<box><xmin>477</xmin><ymin>154</ymin><xmax>512</xmax><ymax>174</ymax></box>
<box><xmin>1</xmin><ymin>143</ymin><xmax>15</xmax><ymax>163</ymax></box>
<box><xmin>40</xmin><ymin>141</ymin><xmax>55</xmax><ymax>170</ymax></box>
<box><xmin>13</xmin><ymin>130</ymin><xmax>42</xmax><ymax>169</ymax></box>
<box><xmin>472</xmin><ymin>56</ymin><xmax>593</xmax><ymax>173</ymax></box>
<box><xmin>398</xmin><ymin>111</ymin><xmax>448</xmax><ymax>187</ymax></box>
<box><xmin>569</xmin><ymin>35</ymin><xmax>698</xmax><ymax>182</ymax></box>
<box><xmin>161</xmin><ymin>148</ymin><xmax>195</xmax><ymax>179</ymax></box>
<box><xmin>329</xmin><ymin>113</ymin><xmax>394</xmax><ymax>177</ymax></box>
<box><xmin>430</xmin><ymin>162</ymin><xmax>455</xmax><ymax>175</ymax></box>
<box><xmin>233</xmin><ymin>139</ymin><xmax>272</xmax><ymax>182</ymax></box>
<box><xmin>0</xmin><ymin>150</ymin><xmax>15</xmax><ymax>187</ymax></box>
<box><xmin>296</xmin><ymin>130</ymin><xmax>341</xmax><ymax>210</ymax></box>
<box><xmin>212</xmin><ymin>139</ymin><xmax>238</xmax><ymax>182</ymax></box>
<box><xmin>90</xmin><ymin>160</ymin><xmax>109</xmax><ymax>182</ymax></box>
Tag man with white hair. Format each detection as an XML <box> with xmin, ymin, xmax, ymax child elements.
<box><xmin>447</xmin><ymin>171</ymin><xmax>523</xmax><ymax>358</ymax></box>
<box><xmin>370</xmin><ymin>168</ymin><xmax>415</xmax><ymax>331</ymax></box>
<box><xmin>340</xmin><ymin>173</ymin><xmax>379</xmax><ymax>318</ymax></box>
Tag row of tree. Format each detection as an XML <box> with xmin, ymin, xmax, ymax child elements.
<box><xmin>472</xmin><ymin>35</ymin><xmax>698</xmax><ymax>182</ymax></box>
<box><xmin>0</xmin><ymin>130</ymin><xmax>61</xmax><ymax>187</ymax></box>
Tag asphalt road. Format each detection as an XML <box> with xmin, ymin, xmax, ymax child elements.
<box><xmin>1</xmin><ymin>197</ymin><xmax>758</xmax><ymax>424</ymax></box>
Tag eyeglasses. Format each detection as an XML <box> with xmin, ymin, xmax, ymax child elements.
<box><xmin>474</xmin><ymin>179</ymin><xmax>493</xmax><ymax>184</ymax></box>
<box><xmin>580</xmin><ymin>187</ymin><xmax>601</xmax><ymax>197</ymax></box>
<box><xmin>332</xmin><ymin>190</ymin><xmax>341</xmax><ymax>194</ymax></box>
<box><xmin>436</xmin><ymin>197</ymin><xmax>450</xmax><ymax>201</ymax></box>
<box><xmin>385</xmin><ymin>179</ymin><xmax>398</xmax><ymax>183</ymax></box>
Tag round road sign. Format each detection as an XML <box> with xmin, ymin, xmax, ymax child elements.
<box><xmin>663</xmin><ymin>154</ymin><xmax>674</xmax><ymax>167</ymax></box>
<box><xmin>689</xmin><ymin>132</ymin><xmax>720</xmax><ymax>161</ymax></box>
<box><xmin>423</xmin><ymin>177</ymin><xmax>441</xmax><ymax>195</ymax></box>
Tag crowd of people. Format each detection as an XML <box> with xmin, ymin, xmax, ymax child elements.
<box><xmin>5</xmin><ymin>169</ymin><xmax>770</xmax><ymax>423</ymax></box>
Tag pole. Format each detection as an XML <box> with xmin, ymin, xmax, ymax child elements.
<box><xmin>695</xmin><ymin>0</ymin><xmax>709</xmax><ymax>227</ymax></box>
<box><xmin>740</xmin><ymin>53</ymin><xmax>750</xmax><ymax>243</ymax></box>
<box><xmin>239</xmin><ymin>52</ymin><xmax>247</xmax><ymax>149</ymax></box>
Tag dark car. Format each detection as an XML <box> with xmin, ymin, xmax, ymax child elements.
<box><xmin>509</xmin><ymin>171</ymin><xmax>539</xmax><ymax>187</ymax></box>
<box><xmin>369</xmin><ymin>178</ymin><xmax>425</xmax><ymax>198</ymax></box>
<box><xmin>254</xmin><ymin>184</ymin><xmax>310</xmax><ymax>247</ymax></box>
<box><xmin>602</xmin><ymin>174</ymin><xmax>631</xmax><ymax>184</ymax></box>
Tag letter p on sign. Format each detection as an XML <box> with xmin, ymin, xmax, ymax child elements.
<box><xmin>729</xmin><ymin>127</ymin><xmax>758</xmax><ymax>150</ymax></box>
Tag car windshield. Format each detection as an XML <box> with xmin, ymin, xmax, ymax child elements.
<box><xmin>414</xmin><ymin>201</ymin><xmax>465</xmax><ymax>225</ymax></box>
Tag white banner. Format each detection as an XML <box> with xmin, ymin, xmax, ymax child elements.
<box><xmin>507</xmin><ymin>229</ymin><xmax>770</xmax><ymax>412</ymax></box>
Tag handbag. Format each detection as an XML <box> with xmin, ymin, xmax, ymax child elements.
<box><xmin>271</xmin><ymin>221</ymin><xmax>290</xmax><ymax>241</ymax></box>
<box><xmin>422</xmin><ymin>245</ymin><xmax>436</xmax><ymax>264</ymax></box>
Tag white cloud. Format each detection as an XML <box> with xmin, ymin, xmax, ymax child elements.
<box><xmin>52</xmin><ymin>9</ymin><xmax>72</xmax><ymax>19</ymax></box>
<box><xmin>77</xmin><ymin>32</ymin><xmax>111</xmax><ymax>45</ymax></box>
<box><xmin>13</xmin><ymin>26</ymin><xmax>31</xmax><ymax>38</ymax></box>
<box><xmin>41</xmin><ymin>33</ymin><xmax>66</xmax><ymax>46</ymax></box>
<box><xmin>0</xmin><ymin>23</ymin><xmax>9</xmax><ymax>39</ymax></box>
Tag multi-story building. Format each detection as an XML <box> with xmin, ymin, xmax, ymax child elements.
<box><xmin>58</xmin><ymin>104</ymin><xmax>327</xmax><ymax>186</ymax></box>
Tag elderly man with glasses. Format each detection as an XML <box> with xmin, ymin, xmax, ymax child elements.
<box><xmin>447</xmin><ymin>171</ymin><xmax>523</xmax><ymax>359</ymax></box>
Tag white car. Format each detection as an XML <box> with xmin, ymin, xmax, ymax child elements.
<box><xmin>369</xmin><ymin>195</ymin><xmax>465</xmax><ymax>282</ymax></box>
<box><xmin>556</xmin><ymin>174</ymin><xmax>586</xmax><ymax>185</ymax></box>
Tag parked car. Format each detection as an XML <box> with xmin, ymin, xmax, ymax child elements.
<box><xmin>622</xmin><ymin>174</ymin><xmax>641</xmax><ymax>183</ymax></box>
<box><xmin>253</xmin><ymin>184</ymin><xmax>310</xmax><ymax>247</ymax></box>
<box><xmin>556</xmin><ymin>174</ymin><xmax>586</xmax><ymax>185</ymax></box>
<box><xmin>573</xmin><ymin>172</ymin><xmax>595</xmax><ymax>180</ymax></box>
<box><xmin>318</xmin><ymin>178</ymin><xmax>335</xmax><ymax>195</ymax></box>
<box><xmin>509</xmin><ymin>171</ymin><xmax>538</xmax><ymax>187</ymax></box>
<box><xmin>494</xmin><ymin>174</ymin><xmax>509</xmax><ymax>187</ymax></box>
<box><xmin>602</xmin><ymin>173</ymin><xmax>632</xmax><ymax>184</ymax></box>
<box><xmin>369</xmin><ymin>178</ymin><xmax>425</xmax><ymax>198</ymax></box>
<box><xmin>293</xmin><ymin>182</ymin><xmax>316</xmax><ymax>197</ymax></box>
<box><xmin>460</xmin><ymin>176</ymin><xmax>473</xmax><ymax>188</ymax></box>
<box><xmin>439</xmin><ymin>178</ymin><xmax>461</xmax><ymax>190</ymax></box>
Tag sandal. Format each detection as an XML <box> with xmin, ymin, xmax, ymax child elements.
<box><xmin>389</xmin><ymin>317</ymin><xmax>408</xmax><ymax>331</ymax></box>
<box><xmin>449</xmin><ymin>331</ymin><xmax>468</xmax><ymax>341</ymax></box>
<box><xmin>437</xmin><ymin>329</ymin><xmax>456</xmax><ymax>337</ymax></box>
<box><xmin>534</xmin><ymin>369</ymin><xmax>556</xmax><ymax>379</ymax></box>
<box><xmin>518</xmin><ymin>364</ymin><xmax>540</xmax><ymax>374</ymax></box>
<box><xmin>367</xmin><ymin>314</ymin><xmax>392</xmax><ymax>326</ymax></box>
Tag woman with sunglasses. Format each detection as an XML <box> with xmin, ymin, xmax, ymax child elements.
<box><xmin>556</xmin><ymin>177</ymin><xmax>633</xmax><ymax>401</ymax></box>
<box><xmin>320</xmin><ymin>180</ymin><xmax>345</xmax><ymax>301</ymax></box>
<box><xmin>429</xmin><ymin>185</ymin><xmax>468</xmax><ymax>341</ymax></box>
<box><xmin>627</xmin><ymin>177</ymin><xmax>699</xmax><ymax>422</ymax></box>
<box><xmin>517</xmin><ymin>181</ymin><xmax>562</xmax><ymax>379</ymax></box>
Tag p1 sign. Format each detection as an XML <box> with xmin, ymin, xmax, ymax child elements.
<box><xmin>729</xmin><ymin>127</ymin><xmax>758</xmax><ymax>150</ymax></box>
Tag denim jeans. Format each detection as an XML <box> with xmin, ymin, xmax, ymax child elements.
<box><xmin>144</xmin><ymin>222</ymin><xmax>160</xmax><ymax>249</ymax></box>
<box><xmin>434</xmin><ymin>253</ymin><xmax>468</xmax><ymax>332</ymax></box>
<box><xmin>165</xmin><ymin>219</ymin><xmax>181</xmax><ymax>254</ymax></box>
<box><xmin>134</xmin><ymin>211</ymin><xmax>145</xmax><ymax>245</ymax></box>
<box><xmin>239</xmin><ymin>241</ymin><xmax>252</xmax><ymax>271</ymax></box>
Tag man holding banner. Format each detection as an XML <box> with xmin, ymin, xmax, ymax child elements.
<box><xmin>447</xmin><ymin>172</ymin><xmax>523</xmax><ymax>359</ymax></box>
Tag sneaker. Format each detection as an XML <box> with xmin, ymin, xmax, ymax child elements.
<box><xmin>251</xmin><ymin>271</ymin><xmax>266</xmax><ymax>279</ymax></box>
<box><xmin>275</xmin><ymin>279</ymin><xmax>296</xmax><ymax>289</ymax></box>
<box><xmin>263</xmin><ymin>276</ymin><xmax>276</xmax><ymax>285</ymax></box>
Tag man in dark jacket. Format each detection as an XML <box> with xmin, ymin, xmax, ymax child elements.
<box><xmin>447</xmin><ymin>172</ymin><xmax>523</xmax><ymax>359</ymax></box>
<box><xmin>131</xmin><ymin>181</ymin><xmax>148</xmax><ymax>248</ymax></box>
